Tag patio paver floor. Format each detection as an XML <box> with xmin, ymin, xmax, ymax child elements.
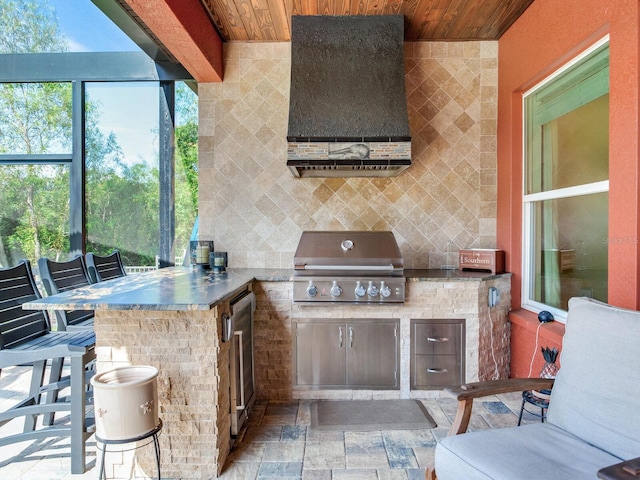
<box><xmin>0</xmin><ymin>365</ymin><xmax>540</xmax><ymax>479</ymax></box>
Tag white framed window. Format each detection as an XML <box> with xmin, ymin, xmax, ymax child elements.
<box><xmin>522</xmin><ymin>38</ymin><xmax>610</xmax><ymax>321</ymax></box>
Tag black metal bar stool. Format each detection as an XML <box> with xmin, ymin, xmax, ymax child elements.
<box><xmin>518</xmin><ymin>389</ymin><xmax>551</xmax><ymax>425</ymax></box>
<box><xmin>96</xmin><ymin>419</ymin><xmax>162</xmax><ymax>480</ymax></box>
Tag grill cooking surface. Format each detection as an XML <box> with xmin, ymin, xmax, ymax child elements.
<box><xmin>293</xmin><ymin>231</ymin><xmax>405</xmax><ymax>304</ymax></box>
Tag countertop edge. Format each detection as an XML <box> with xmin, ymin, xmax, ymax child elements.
<box><xmin>404</xmin><ymin>269</ymin><xmax>512</xmax><ymax>281</ymax></box>
<box><xmin>244</xmin><ymin>268</ymin><xmax>512</xmax><ymax>282</ymax></box>
<box><xmin>22</xmin><ymin>268</ymin><xmax>512</xmax><ymax>312</ymax></box>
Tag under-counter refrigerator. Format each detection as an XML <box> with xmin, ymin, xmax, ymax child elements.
<box><xmin>229</xmin><ymin>290</ymin><xmax>255</xmax><ymax>437</ymax></box>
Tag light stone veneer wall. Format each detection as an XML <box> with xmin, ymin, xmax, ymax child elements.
<box><xmin>254</xmin><ymin>276</ymin><xmax>511</xmax><ymax>401</ymax></box>
<box><xmin>198</xmin><ymin>41</ymin><xmax>498</xmax><ymax>269</ymax></box>
<box><xmin>94</xmin><ymin>304</ymin><xmax>232</xmax><ymax>479</ymax></box>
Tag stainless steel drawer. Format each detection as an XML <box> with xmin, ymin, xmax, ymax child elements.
<box><xmin>412</xmin><ymin>354</ymin><xmax>462</xmax><ymax>388</ymax></box>
<box><xmin>413</xmin><ymin>322</ymin><xmax>462</xmax><ymax>355</ymax></box>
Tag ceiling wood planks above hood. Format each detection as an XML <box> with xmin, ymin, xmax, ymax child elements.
<box><xmin>199</xmin><ymin>0</ymin><xmax>535</xmax><ymax>42</ymax></box>
<box><xmin>104</xmin><ymin>0</ymin><xmax>534</xmax><ymax>83</ymax></box>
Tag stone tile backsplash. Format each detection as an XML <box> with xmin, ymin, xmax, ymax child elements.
<box><xmin>198</xmin><ymin>41</ymin><xmax>498</xmax><ymax>269</ymax></box>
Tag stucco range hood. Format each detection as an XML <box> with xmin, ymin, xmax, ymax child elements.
<box><xmin>287</xmin><ymin>15</ymin><xmax>411</xmax><ymax>178</ymax></box>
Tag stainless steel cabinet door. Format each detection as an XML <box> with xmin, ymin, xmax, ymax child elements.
<box><xmin>413</xmin><ymin>322</ymin><xmax>461</xmax><ymax>355</ymax></box>
<box><xmin>410</xmin><ymin>319</ymin><xmax>465</xmax><ymax>389</ymax></box>
<box><xmin>413</xmin><ymin>354</ymin><xmax>462</xmax><ymax>388</ymax></box>
<box><xmin>295</xmin><ymin>322</ymin><xmax>346</xmax><ymax>386</ymax></box>
<box><xmin>347</xmin><ymin>321</ymin><xmax>398</xmax><ymax>387</ymax></box>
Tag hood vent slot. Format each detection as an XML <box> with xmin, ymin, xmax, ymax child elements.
<box><xmin>287</xmin><ymin>15</ymin><xmax>411</xmax><ymax>178</ymax></box>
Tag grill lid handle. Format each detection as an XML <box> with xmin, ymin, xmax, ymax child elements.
<box><xmin>301</xmin><ymin>264</ymin><xmax>395</xmax><ymax>271</ymax></box>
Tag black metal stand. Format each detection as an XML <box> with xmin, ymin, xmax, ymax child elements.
<box><xmin>96</xmin><ymin>420</ymin><xmax>162</xmax><ymax>480</ymax></box>
<box><xmin>518</xmin><ymin>390</ymin><xmax>550</xmax><ymax>426</ymax></box>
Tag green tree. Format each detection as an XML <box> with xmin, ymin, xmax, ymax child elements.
<box><xmin>0</xmin><ymin>0</ymin><xmax>72</xmax><ymax>265</ymax></box>
<box><xmin>0</xmin><ymin>164</ymin><xmax>69</xmax><ymax>263</ymax></box>
<box><xmin>174</xmin><ymin>82</ymin><xmax>198</xmax><ymax>263</ymax></box>
<box><xmin>176</xmin><ymin>122</ymin><xmax>198</xmax><ymax>211</ymax></box>
<box><xmin>0</xmin><ymin>0</ymin><xmax>198</xmax><ymax>268</ymax></box>
<box><xmin>84</xmin><ymin>94</ymin><xmax>159</xmax><ymax>266</ymax></box>
<box><xmin>0</xmin><ymin>83</ymin><xmax>72</xmax><ymax>154</ymax></box>
<box><xmin>0</xmin><ymin>0</ymin><xmax>66</xmax><ymax>54</ymax></box>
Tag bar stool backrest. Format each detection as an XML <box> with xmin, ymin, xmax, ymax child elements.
<box><xmin>38</xmin><ymin>255</ymin><xmax>94</xmax><ymax>331</ymax></box>
<box><xmin>85</xmin><ymin>251</ymin><xmax>126</xmax><ymax>283</ymax></box>
<box><xmin>0</xmin><ymin>260</ymin><xmax>50</xmax><ymax>349</ymax></box>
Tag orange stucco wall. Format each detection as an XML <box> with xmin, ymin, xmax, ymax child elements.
<box><xmin>497</xmin><ymin>0</ymin><xmax>640</xmax><ymax>376</ymax></box>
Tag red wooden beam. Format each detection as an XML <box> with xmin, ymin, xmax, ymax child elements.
<box><xmin>122</xmin><ymin>0</ymin><xmax>223</xmax><ymax>82</ymax></box>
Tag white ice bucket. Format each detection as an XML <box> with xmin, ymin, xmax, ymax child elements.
<box><xmin>91</xmin><ymin>365</ymin><xmax>159</xmax><ymax>441</ymax></box>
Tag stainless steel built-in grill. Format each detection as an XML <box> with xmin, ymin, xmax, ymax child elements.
<box><xmin>293</xmin><ymin>231</ymin><xmax>405</xmax><ymax>304</ymax></box>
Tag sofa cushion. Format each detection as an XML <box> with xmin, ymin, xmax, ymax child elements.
<box><xmin>547</xmin><ymin>297</ymin><xmax>640</xmax><ymax>460</ymax></box>
<box><xmin>435</xmin><ymin>423</ymin><xmax>621</xmax><ymax>480</ymax></box>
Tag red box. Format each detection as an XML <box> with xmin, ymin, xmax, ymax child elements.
<box><xmin>459</xmin><ymin>249</ymin><xmax>505</xmax><ymax>274</ymax></box>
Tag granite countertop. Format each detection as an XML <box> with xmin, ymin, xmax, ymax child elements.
<box><xmin>22</xmin><ymin>266</ymin><xmax>510</xmax><ymax>312</ymax></box>
<box><xmin>405</xmin><ymin>269</ymin><xmax>512</xmax><ymax>281</ymax></box>
<box><xmin>23</xmin><ymin>267</ymin><xmax>257</xmax><ymax>312</ymax></box>
<box><xmin>250</xmin><ymin>268</ymin><xmax>511</xmax><ymax>281</ymax></box>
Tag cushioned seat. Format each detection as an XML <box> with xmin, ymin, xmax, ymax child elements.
<box><xmin>437</xmin><ymin>423</ymin><xmax>622</xmax><ymax>479</ymax></box>
<box><xmin>430</xmin><ymin>297</ymin><xmax>640</xmax><ymax>480</ymax></box>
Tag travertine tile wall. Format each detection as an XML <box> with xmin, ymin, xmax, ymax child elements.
<box><xmin>198</xmin><ymin>41</ymin><xmax>498</xmax><ymax>269</ymax></box>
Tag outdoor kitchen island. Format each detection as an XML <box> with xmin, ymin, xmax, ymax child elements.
<box><xmin>22</xmin><ymin>266</ymin><xmax>285</xmax><ymax>480</ymax></box>
<box><xmin>24</xmin><ymin>265</ymin><xmax>511</xmax><ymax>479</ymax></box>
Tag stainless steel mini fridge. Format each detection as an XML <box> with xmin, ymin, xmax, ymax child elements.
<box><xmin>229</xmin><ymin>290</ymin><xmax>255</xmax><ymax>437</ymax></box>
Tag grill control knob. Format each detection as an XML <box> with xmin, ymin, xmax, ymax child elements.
<box><xmin>306</xmin><ymin>281</ymin><xmax>318</xmax><ymax>297</ymax></box>
<box><xmin>380</xmin><ymin>281</ymin><xmax>391</xmax><ymax>298</ymax></box>
<box><xmin>367</xmin><ymin>281</ymin><xmax>379</xmax><ymax>298</ymax></box>
<box><xmin>354</xmin><ymin>281</ymin><xmax>366</xmax><ymax>298</ymax></box>
<box><xmin>330</xmin><ymin>281</ymin><xmax>343</xmax><ymax>297</ymax></box>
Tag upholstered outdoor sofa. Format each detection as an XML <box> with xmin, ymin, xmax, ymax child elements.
<box><xmin>427</xmin><ymin>296</ymin><xmax>640</xmax><ymax>480</ymax></box>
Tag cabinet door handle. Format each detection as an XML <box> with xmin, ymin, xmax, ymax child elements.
<box><xmin>427</xmin><ymin>337</ymin><xmax>449</xmax><ymax>343</ymax></box>
<box><xmin>349</xmin><ymin>326</ymin><xmax>353</xmax><ymax>348</ymax></box>
<box><xmin>427</xmin><ymin>368</ymin><xmax>449</xmax><ymax>374</ymax></box>
<box><xmin>235</xmin><ymin>331</ymin><xmax>245</xmax><ymax>408</ymax></box>
<box><xmin>222</xmin><ymin>313</ymin><xmax>232</xmax><ymax>343</ymax></box>
<box><xmin>339</xmin><ymin>326</ymin><xmax>343</xmax><ymax>348</ymax></box>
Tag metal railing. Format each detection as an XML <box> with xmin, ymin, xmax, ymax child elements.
<box><xmin>124</xmin><ymin>252</ymin><xmax>187</xmax><ymax>274</ymax></box>
<box><xmin>124</xmin><ymin>265</ymin><xmax>158</xmax><ymax>274</ymax></box>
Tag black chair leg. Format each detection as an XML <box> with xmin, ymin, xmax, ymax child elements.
<box><xmin>153</xmin><ymin>431</ymin><xmax>161</xmax><ymax>480</ymax></box>
<box><xmin>517</xmin><ymin>396</ymin><xmax>526</xmax><ymax>426</ymax></box>
<box><xmin>99</xmin><ymin>443</ymin><xmax>107</xmax><ymax>480</ymax></box>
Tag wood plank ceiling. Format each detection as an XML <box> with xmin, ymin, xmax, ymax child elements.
<box><xmin>200</xmin><ymin>0</ymin><xmax>535</xmax><ymax>42</ymax></box>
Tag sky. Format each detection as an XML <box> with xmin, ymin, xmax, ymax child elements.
<box><xmin>86</xmin><ymin>83</ymin><xmax>159</xmax><ymax>167</ymax></box>
<box><xmin>49</xmin><ymin>0</ymin><xmax>158</xmax><ymax>166</ymax></box>
<box><xmin>49</xmin><ymin>0</ymin><xmax>139</xmax><ymax>52</ymax></box>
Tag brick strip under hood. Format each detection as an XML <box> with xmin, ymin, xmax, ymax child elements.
<box><xmin>287</xmin><ymin>15</ymin><xmax>411</xmax><ymax>178</ymax></box>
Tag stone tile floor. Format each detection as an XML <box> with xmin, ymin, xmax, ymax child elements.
<box><xmin>0</xmin><ymin>364</ymin><xmax>541</xmax><ymax>479</ymax></box>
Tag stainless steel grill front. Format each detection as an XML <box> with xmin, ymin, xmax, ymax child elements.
<box><xmin>293</xmin><ymin>231</ymin><xmax>405</xmax><ymax>304</ymax></box>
